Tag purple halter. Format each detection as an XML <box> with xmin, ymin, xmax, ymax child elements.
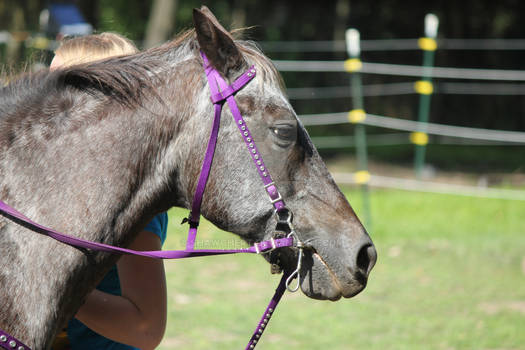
<box><xmin>0</xmin><ymin>53</ymin><xmax>303</xmax><ymax>350</ymax></box>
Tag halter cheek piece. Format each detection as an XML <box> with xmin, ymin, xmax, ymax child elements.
<box><xmin>193</xmin><ymin>52</ymin><xmax>304</xmax><ymax>291</ymax></box>
<box><xmin>0</xmin><ymin>52</ymin><xmax>304</xmax><ymax>350</ymax></box>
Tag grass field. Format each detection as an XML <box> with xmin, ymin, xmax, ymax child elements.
<box><xmin>158</xmin><ymin>186</ymin><xmax>525</xmax><ymax>350</ymax></box>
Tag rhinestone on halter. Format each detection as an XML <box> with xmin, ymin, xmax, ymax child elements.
<box><xmin>0</xmin><ymin>335</ymin><xmax>6</xmax><ymax>342</ymax></box>
<box><xmin>247</xmin><ymin>137</ymin><xmax>252</xmax><ymax>142</ymax></box>
<box><xmin>252</xmin><ymin>149</ymin><xmax>257</xmax><ymax>154</ymax></box>
<box><xmin>256</xmin><ymin>160</ymin><xmax>261</xmax><ymax>165</ymax></box>
<box><xmin>241</xmin><ymin>126</ymin><xmax>246</xmax><ymax>131</ymax></box>
<box><xmin>263</xmin><ymin>172</ymin><xmax>267</xmax><ymax>177</ymax></box>
<box><xmin>254</xmin><ymin>155</ymin><xmax>259</xmax><ymax>160</ymax></box>
<box><xmin>244</xmin><ymin>131</ymin><xmax>249</xmax><ymax>137</ymax></box>
<box><xmin>260</xmin><ymin>166</ymin><xmax>265</xmax><ymax>171</ymax></box>
<box><xmin>238</xmin><ymin>120</ymin><xmax>243</xmax><ymax>125</ymax></box>
<box><xmin>9</xmin><ymin>340</ymin><xmax>16</xmax><ymax>348</ymax></box>
<box><xmin>18</xmin><ymin>347</ymin><xmax>25</xmax><ymax>350</ymax></box>
<box><xmin>249</xmin><ymin>143</ymin><xmax>254</xmax><ymax>148</ymax></box>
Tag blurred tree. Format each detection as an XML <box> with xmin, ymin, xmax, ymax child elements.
<box><xmin>97</xmin><ymin>0</ymin><xmax>151</xmax><ymax>41</ymax></box>
<box><xmin>144</xmin><ymin>0</ymin><xmax>177</xmax><ymax>49</ymax></box>
<box><xmin>77</xmin><ymin>0</ymin><xmax>99</xmax><ymax>29</ymax></box>
<box><xmin>334</xmin><ymin>0</ymin><xmax>350</xmax><ymax>41</ymax></box>
<box><xmin>231</xmin><ymin>0</ymin><xmax>246</xmax><ymax>29</ymax></box>
<box><xmin>1</xmin><ymin>0</ymin><xmax>524</xmax><ymax>135</ymax></box>
<box><xmin>0</xmin><ymin>0</ymin><xmax>45</xmax><ymax>32</ymax></box>
<box><xmin>5</xmin><ymin>5</ymin><xmax>25</xmax><ymax>66</ymax></box>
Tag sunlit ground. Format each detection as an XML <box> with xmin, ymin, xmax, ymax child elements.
<box><xmin>159</xmin><ymin>186</ymin><xmax>525</xmax><ymax>350</ymax></box>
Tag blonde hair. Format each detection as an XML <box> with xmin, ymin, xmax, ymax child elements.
<box><xmin>54</xmin><ymin>32</ymin><xmax>138</xmax><ymax>67</ymax></box>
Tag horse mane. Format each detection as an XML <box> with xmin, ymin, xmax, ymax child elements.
<box><xmin>57</xmin><ymin>56</ymin><xmax>159</xmax><ymax>107</ymax></box>
<box><xmin>0</xmin><ymin>29</ymin><xmax>283</xmax><ymax>125</ymax></box>
<box><xmin>0</xmin><ymin>30</ymin><xmax>198</xmax><ymax>119</ymax></box>
<box><xmin>54</xmin><ymin>30</ymin><xmax>202</xmax><ymax>107</ymax></box>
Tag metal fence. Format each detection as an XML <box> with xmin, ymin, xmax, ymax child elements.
<box><xmin>263</xmin><ymin>15</ymin><xmax>525</xmax><ymax>225</ymax></box>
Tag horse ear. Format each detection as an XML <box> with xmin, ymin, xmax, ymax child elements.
<box><xmin>193</xmin><ymin>6</ymin><xmax>245</xmax><ymax>77</ymax></box>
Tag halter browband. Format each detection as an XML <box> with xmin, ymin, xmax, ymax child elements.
<box><xmin>0</xmin><ymin>52</ymin><xmax>300</xmax><ymax>350</ymax></box>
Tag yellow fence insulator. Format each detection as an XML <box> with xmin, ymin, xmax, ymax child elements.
<box><xmin>410</xmin><ymin>131</ymin><xmax>429</xmax><ymax>145</ymax></box>
<box><xmin>418</xmin><ymin>37</ymin><xmax>437</xmax><ymax>51</ymax></box>
<box><xmin>354</xmin><ymin>170</ymin><xmax>371</xmax><ymax>185</ymax></box>
<box><xmin>348</xmin><ymin>109</ymin><xmax>366</xmax><ymax>124</ymax></box>
<box><xmin>414</xmin><ymin>80</ymin><xmax>434</xmax><ymax>95</ymax></box>
<box><xmin>344</xmin><ymin>58</ymin><xmax>363</xmax><ymax>73</ymax></box>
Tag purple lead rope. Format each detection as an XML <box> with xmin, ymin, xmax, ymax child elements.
<box><xmin>0</xmin><ymin>53</ymin><xmax>298</xmax><ymax>350</ymax></box>
<box><xmin>0</xmin><ymin>200</ymin><xmax>292</xmax><ymax>258</ymax></box>
<box><xmin>244</xmin><ymin>271</ymin><xmax>290</xmax><ymax>350</ymax></box>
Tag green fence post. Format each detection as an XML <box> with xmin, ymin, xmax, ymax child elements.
<box><xmin>345</xmin><ymin>28</ymin><xmax>372</xmax><ymax>229</ymax></box>
<box><xmin>413</xmin><ymin>13</ymin><xmax>439</xmax><ymax>178</ymax></box>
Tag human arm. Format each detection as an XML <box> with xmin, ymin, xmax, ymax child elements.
<box><xmin>74</xmin><ymin>230</ymin><xmax>167</xmax><ymax>349</ymax></box>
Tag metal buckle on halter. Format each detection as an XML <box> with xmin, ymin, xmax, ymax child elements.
<box><xmin>264</xmin><ymin>182</ymin><xmax>283</xmax><ymax>205</ymax></box>
<box><xmin>267</xmin><ymin>237</ymin><xmax>278</xmax><ymax>252</ymax></box>
<box><xmin>274</xmin><ymin>208</ymin><xmax>293</xmax><ymax>234</ymax></box>
<box><xmin>254</xmin><ymin>237</ymin><xmax>277</xmax><ymax>254</ymax></box>
<box><xmin>270</xmin><ymin>195</ymin><xmax>282</xmax><ymax>205</ymax></box>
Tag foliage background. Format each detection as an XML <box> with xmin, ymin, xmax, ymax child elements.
<box><xmin>2</xmin><ymin>0</ymin><xmax>525</xmax><ymax>134</ymax></box>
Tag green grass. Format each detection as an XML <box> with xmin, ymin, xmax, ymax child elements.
<box><xmin>159</xmin><ymin>187</ymin><xmax>525</xmax><ymax>350</ymax></box>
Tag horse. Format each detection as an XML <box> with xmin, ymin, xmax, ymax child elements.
<box><xmin>0</xmin><ymin>7</ymin><xmax>376</xmax><ymax>349</ymax></box>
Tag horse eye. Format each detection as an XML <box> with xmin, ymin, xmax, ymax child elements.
<box><xmin>270</xmin><ymin>125</ymin><xmax>295</xmax><ymax>141</ymax></box>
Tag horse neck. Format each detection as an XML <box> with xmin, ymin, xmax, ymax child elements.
<box><xmin>0</xmin><ymin>56</ymin><xmax>201</xmax><ymax>347</ymax></box>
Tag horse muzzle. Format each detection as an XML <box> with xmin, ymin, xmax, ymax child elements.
<box><xmin>298</xmin><ymin>233</ymin><xmax>377</xmax><ymax>301</ymax></box>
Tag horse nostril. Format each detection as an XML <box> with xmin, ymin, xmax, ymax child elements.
<box><xmin>356</xmin><ymin>244</ymin><xmax>377</xmax><ymax>276</ymax></box>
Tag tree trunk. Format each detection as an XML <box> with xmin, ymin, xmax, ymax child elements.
<box><xmin>78</xmin><ymin>0</ymin><xmax>100</xmax><ymax>29</ymax></box>
<box><xmin>232</xmin><ymin>0</ymin><xmax>246</xmax><ymax>30</ymax></box>
<box><xmin>333</xmin><ymin>0</ymin><xmax>350</xmax><ymax>41</ymax></box>
<box><xmin>144</xmin><ymin>0</ymin><xmax>178</xmax><ymax>49</ymax></box>
<box><xmin>6</xmin><ymin>6</ymin><xmax>25</xmax><ymax>67</ymax></box>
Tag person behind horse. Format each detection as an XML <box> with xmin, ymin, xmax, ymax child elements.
<box><xmin>50</xmin><ymin>32</ymin><xmax>168</xmax><ymax>350</ymax></box>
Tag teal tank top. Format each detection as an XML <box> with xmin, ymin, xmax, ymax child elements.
<box><xmin>67</xmin><ymin>213</ymin><xmax>168</xmax><ymax>350</ymax></box>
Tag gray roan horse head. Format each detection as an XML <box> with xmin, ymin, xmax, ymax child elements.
<box><xmin>0</xmin><ymin>7</ymin><xmax>376</xmax><ymax>349</ymax></box>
